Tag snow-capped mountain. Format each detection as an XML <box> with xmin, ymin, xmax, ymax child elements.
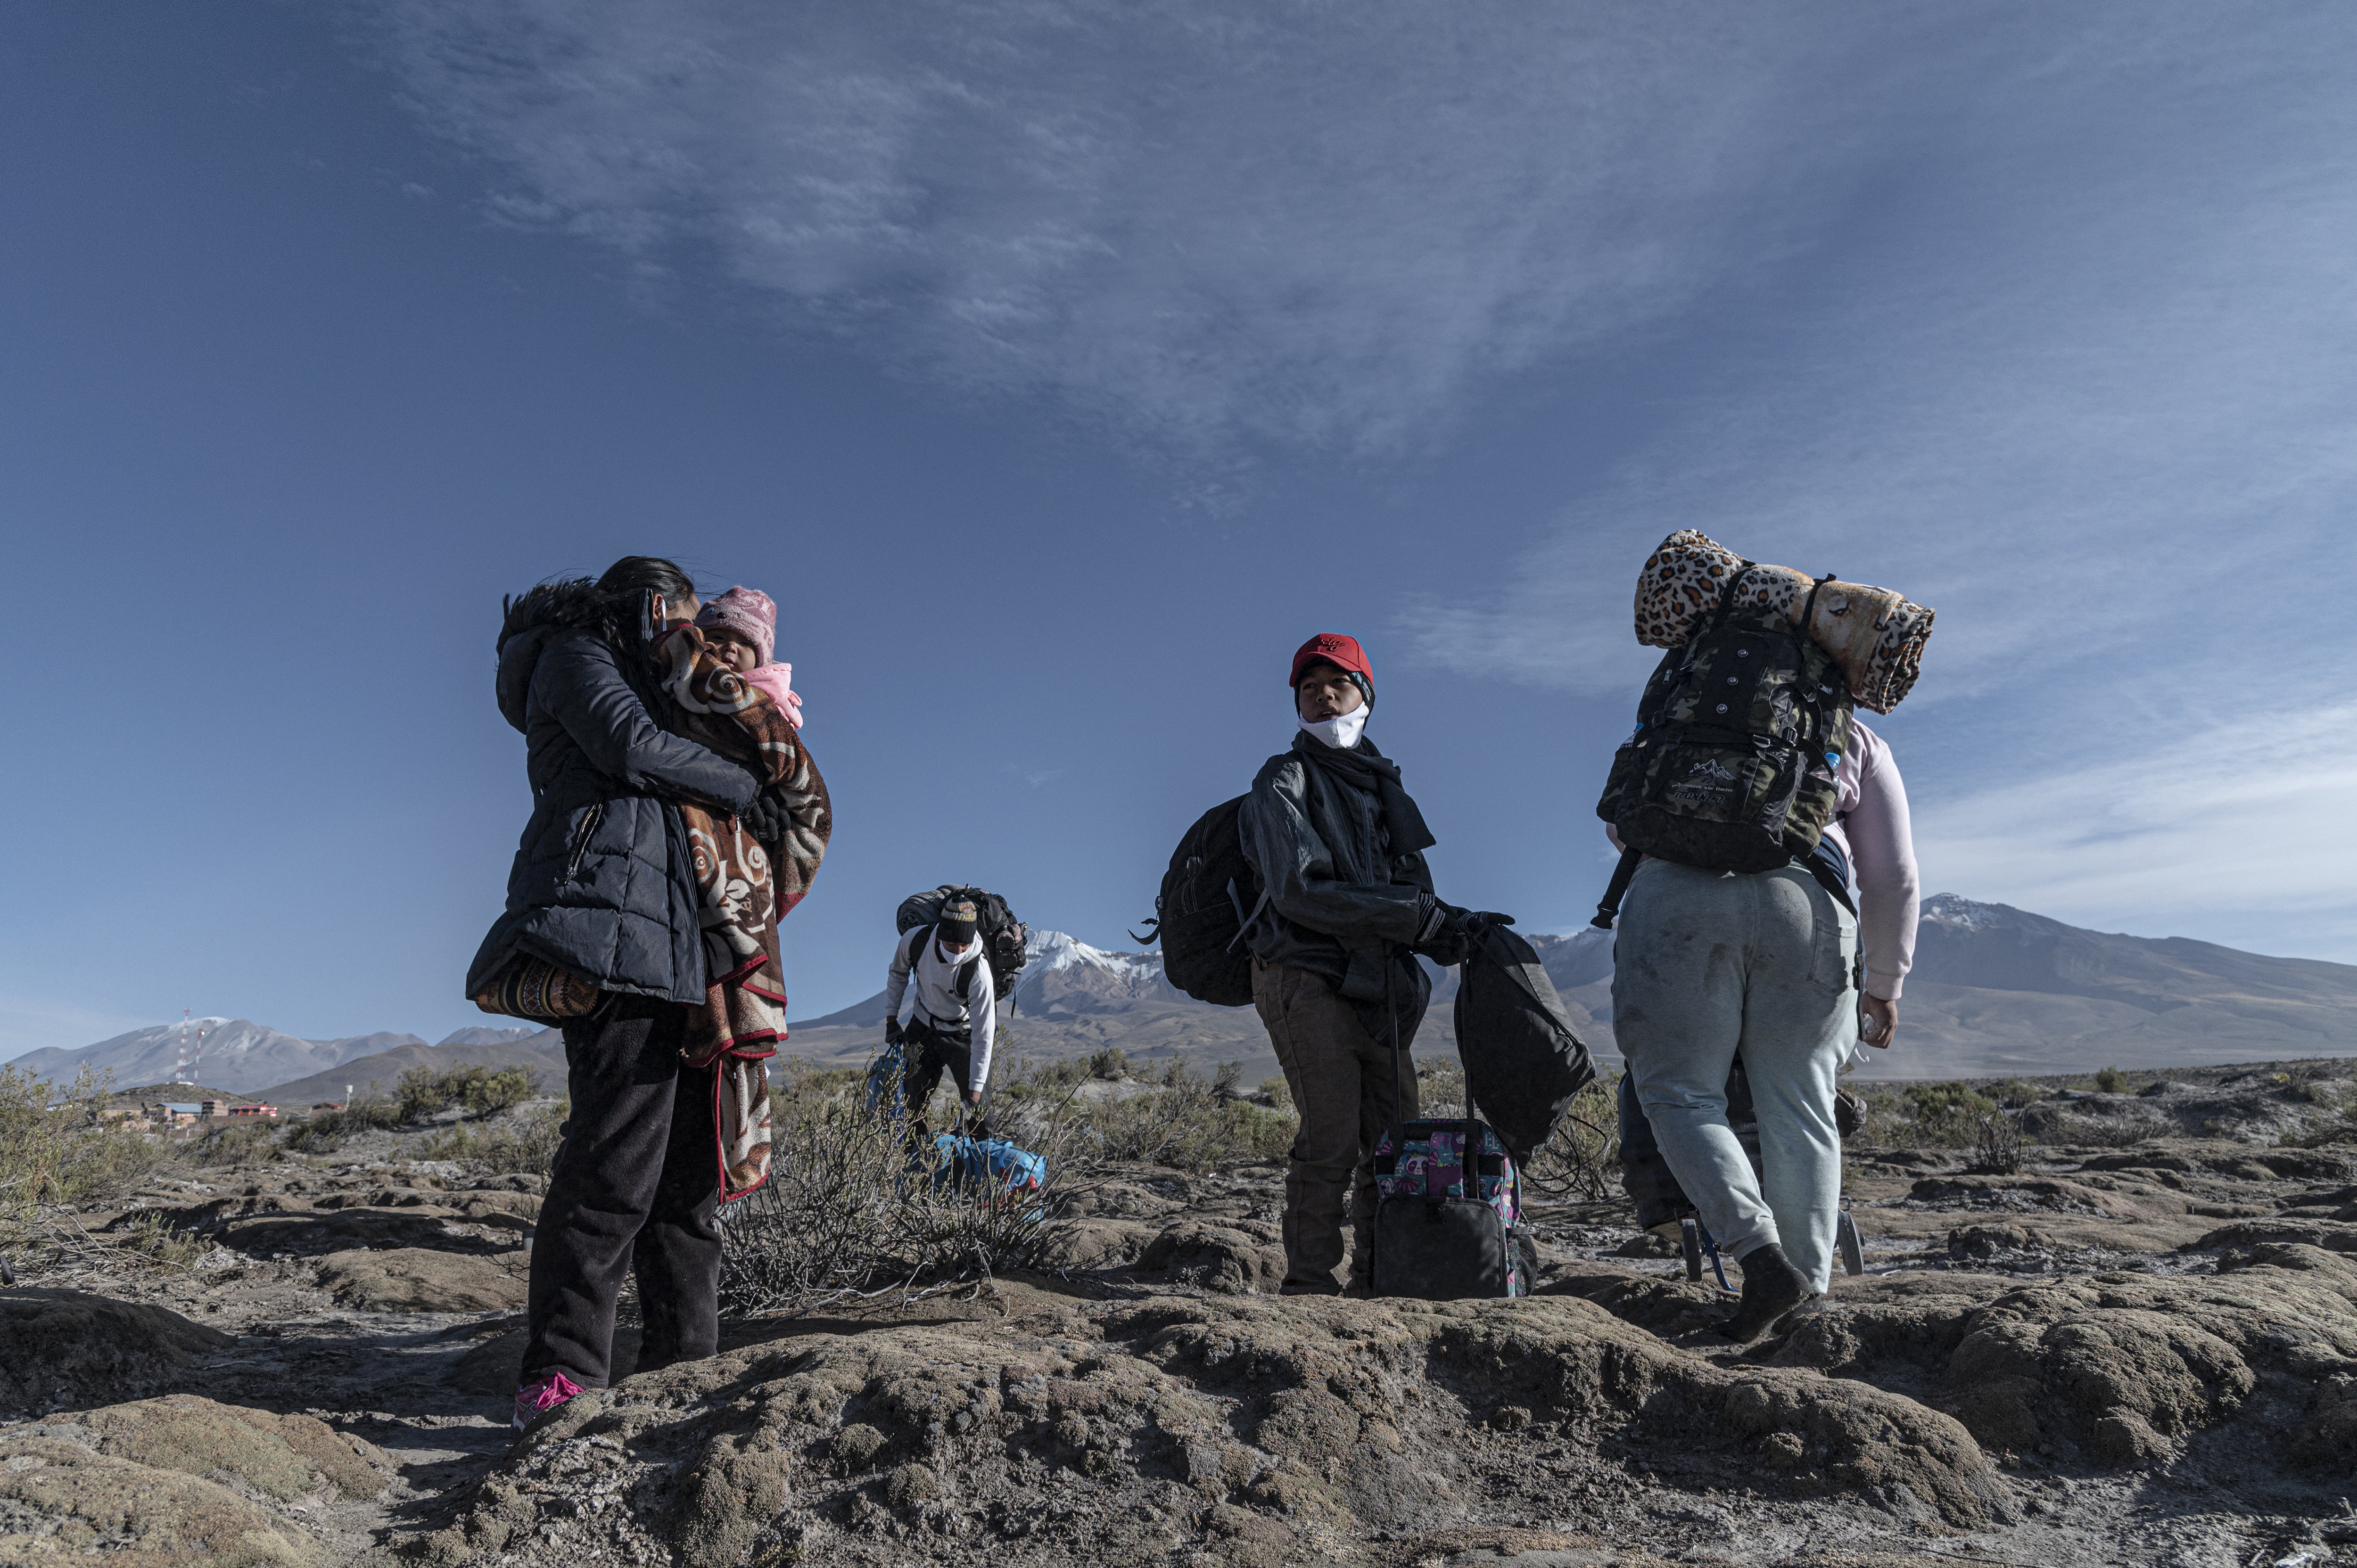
<box><xmin>1014</xmin><ymin>929</ymin><xmax>1173</xmax><ymax>1017</ymax></box>
<box><xmin>435</xmin><ymin>1026</ymin><xmax>548</xmax><ymax>1048</ymax></box>
<box><xmin>11</xmin><ymin>1019</ymin><xmax>427</xmax><ymax>1094</ymax></box>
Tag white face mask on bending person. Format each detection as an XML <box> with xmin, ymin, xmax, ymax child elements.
<box><xmin>1299</xmin><ymin>703</ymin><xmax>1369</xmax><ymax>750</ymax></box>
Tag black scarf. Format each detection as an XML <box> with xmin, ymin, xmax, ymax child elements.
<box><xmin>1291</xmin><ymin>731</ymin><xmax>1436</xmax><ymax>856</ymax></box>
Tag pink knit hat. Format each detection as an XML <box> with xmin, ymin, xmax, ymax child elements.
<box><xmin>695</xmin><ymin>586</ymin><xmax>775</xmax><ymax>664</ymax></box>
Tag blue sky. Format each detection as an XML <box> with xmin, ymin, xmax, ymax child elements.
<box><xmin>6</xmin><ymin>1</ymin><xmax>2357</xmax><ymax>1059</ymax></box>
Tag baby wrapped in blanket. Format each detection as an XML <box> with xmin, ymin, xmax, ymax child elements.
<box><xmin>1632</xmin><ymin>530</ymin><xmax>1935</xmax><ymax>713</ymax></box>
<box><xmin>648</xmin><ymin>587</ymin><xmax>833</xmax><ymax>1200</ymax></box>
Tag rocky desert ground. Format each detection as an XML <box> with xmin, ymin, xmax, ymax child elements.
<box><xmin>5</xmin><ymin>1058</ymin><xmax>2356</xmax><ymax>1568</ymax></box>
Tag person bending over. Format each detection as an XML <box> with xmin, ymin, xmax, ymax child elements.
<box><xmin>882</xmin><ymin>897</ymin><xmax>997</xmax><ymax>1132</ymax></box>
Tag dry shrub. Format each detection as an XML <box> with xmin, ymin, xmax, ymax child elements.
<box><xmin>112</xmin><ymin>1209</ymin><xmax>205</xmax><ymax>1268</ymax></box>
<box><xmin>1075</xmin><ymin>1060</ymin><xmax>1294</xmax><ymax>1171</ymax></box>
<box><xmin>0</xmin><ymin>1067</ymin><xmax>161</xmax><ymax>1238</ymax></box>
<box><xmin>398</xmin><ymin>1063</ymin><xmax>534</xmax><ymax>1121</ymax></box>
<box><xmin>419</xmin><ymin>1100</ymin><xmax>569</xmax><ymax>1173</ymax></box>
<box><xmin>2093</xmin><ymin>1065</ymin><xmax>2128</xmax><ymax>1094</ymax></box>
<box><xmin>1971</xmin><ymin>1109</ymin><xmax>2026</xmax><ymax>1174</ymax></box>
<box><xmin>1901</xmin><ymin>1082</ymin><xmax>2002</xmax><ymax>1148</ymax></box>
<box><xmin>1521</xmin><ymin>1072</ymin><xmax>1621</xmax><ymax>1202</ymax></box>
<box><xmin>717</xmin><ymin>1058</ymin><xmax>1071</xmax><ymax>1317</ymax></box>
<box><xmin>282</xmin><ymin>1095</ymin><xmax>403</xmax><ymax>1153</ymax></box>
<box><xmin>181</xmin><ymin>1119</ymin><xmax>282</xmax><ymax>1167</ymax></box>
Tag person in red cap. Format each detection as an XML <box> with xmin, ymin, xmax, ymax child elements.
<box><xmin>1236</xmin><ymin>633</ymin><xmax>1508</xmax><ymax>1295</ymax></box>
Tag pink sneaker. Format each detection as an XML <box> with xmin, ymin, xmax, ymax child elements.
<box><xmin>512</xmin><ymin>1371</ymin><xmax>585</xmax><ymax>1432</ymax></box>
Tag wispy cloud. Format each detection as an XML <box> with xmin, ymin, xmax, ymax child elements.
<box><xmin>1402</xmin><ymin>5</ymin><xmax>2357</xmax><ymax>702</ymax></box>
<box><xmin>1912</xmin><ymin>704</ymin><xmax>2357</xmax><ymax>957</ymax></box>
<box><xmin>371</xmin><ymin>0</ymin><xmax>1989</xmax><ymax>450</ymax></box>
<box><xmin>369</xmin><ymin>1</ymin><xmax>2357</xmax><ymax>957</ymax></box>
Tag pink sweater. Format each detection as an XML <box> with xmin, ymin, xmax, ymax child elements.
<box><xmin>1821</xmin><ymin>719</ymin><xmax>1919</xmax><ymax>1002</ymax></box>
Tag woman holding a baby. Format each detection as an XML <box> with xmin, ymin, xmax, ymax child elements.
<box><xmin>466</xmin><ymin>555</ymin><xmax>825</xmax><ymax>1433</ymax></box>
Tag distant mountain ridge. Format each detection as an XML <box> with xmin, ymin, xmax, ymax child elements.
<box><xmin>16</xmin><ymin>1021</ymin><xmax>551</xmax><ymax>1095</ymax></box>
<box><xmin>11</xmin><ymin>1020</ymin><xmax>431</xmax><ymax>1095</ymax></box>
<box><xmin>25</xmin><ymin>899</ymin><xmax>2357</xmax><ymax>1090</ymax></box>
<box><xmin>784</xmin><ymin>903</ymin><xmax>2357</xmax><ymax>1080</ymax></box>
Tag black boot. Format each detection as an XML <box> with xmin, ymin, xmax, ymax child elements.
<box><xmin>1719</xmin><ymin>1242</ymin><xmax>1811</xmax><ymax>1343</ymax></box>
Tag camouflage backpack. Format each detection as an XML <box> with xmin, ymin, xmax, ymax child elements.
<box><xmin>1593</xmin><ymin>563</ymin><xmax>1854</xmax><ymax>913</ymax></box>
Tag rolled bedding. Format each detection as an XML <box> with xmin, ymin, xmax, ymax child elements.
<box><xmin>1632</xmin><ymin>529</ymin><xmax>1934</xmax><ymax>713</ymax></box>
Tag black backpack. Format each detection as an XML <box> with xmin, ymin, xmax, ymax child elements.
<box><xmin>896</xmin><ymin>886</ymin><xmax>1026</xmax><ymax>1001</ymax></box>
<box><xmin>1452</xmin><ymin>924</ymin><xmax>1596</xmax><ymax>1167</ymax></box>
<box><xmin>1593</xmin><ymin>563</ymin><xmax>1854</xmax><ymax>925</ymax></box>
<box><xmin>1129</xmin><ymin>798</ymin><xmax>1263</xmax><ymax>1008</ymax></box>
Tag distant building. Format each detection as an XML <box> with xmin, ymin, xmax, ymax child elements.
<box><xmin>225</xmin><ymin>1103</ymin><xmax>278</xmax><ymax>1120</ymax></box>
<box><xmin>154</xmin><ymin>1103</ymin><xmax>206</xmax><ymax>1125</ymax></box>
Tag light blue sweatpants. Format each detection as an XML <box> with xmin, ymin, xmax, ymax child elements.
<box><xmin>1611</xmin><ymin>859</ymin><xmax>1858</xmax><ymax>1291</ymax></box>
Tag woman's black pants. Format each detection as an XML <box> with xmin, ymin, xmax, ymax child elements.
<box><xmin>522</xmin><ymin>994</ymin><xmax>721</xmax><ymax>1390</ymax></box>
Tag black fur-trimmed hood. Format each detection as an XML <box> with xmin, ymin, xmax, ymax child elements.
<box><xmin>494</xmin><ymin>580</ymin><xmax>629</xmax><ymax>734</ymax></box>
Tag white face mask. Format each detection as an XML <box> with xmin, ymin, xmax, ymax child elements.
<box><xmin>1298</xmin><ymin>702</ymin><xmax>1369</xmax><ymax>750</ymax></box>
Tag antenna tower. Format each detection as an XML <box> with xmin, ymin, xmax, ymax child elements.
<box><xmin>172</xmin><ymin>1010</ymin><xmax>208</xmax><ymax>1087</ymax></box>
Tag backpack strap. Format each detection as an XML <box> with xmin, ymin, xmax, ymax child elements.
<box><xmin>1591</xmin><ymin>846</ymin><xmax>1642</xmax><ymax>930</ymax></box>
<box><xmin>1222</xmin><ymin>877</ymin><xmax>1274</xmax><ymax>953</ymax></box>
<box><xmin>1708</xmin><ymin>559</ymin><xmax>1756</xmax><ymax>631</ymax></box>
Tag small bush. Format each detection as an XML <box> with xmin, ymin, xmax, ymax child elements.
<box><xmin>398</xmin><ymin>1064</ymin><xmax>533</xmax><ymax>1122</ymax></box>
<box><xmin>113</xmin><ymin>1210</ymin><xmax>205</xmax><ymax>1268</ymax></box>
<box><xmin>1087</xmin><ymin>1048</ymin><xmax>1129</xmax><ymax>1082</ymax></box>
<box><xmin>181</xmin><ymin>1119</ymin><xmax>281</xmax><ymax>1167</ymax></box>
<box><xmin>282</xmin><ymin>1096</ymin><xmax>403</xmax><ymax>1153</ymax></box>
<box><xmin>1902</xmin><ymin>1082</ymin><xmax>2001</xmax><ymax>1148</ymax></box>
<box><xmin>1080</xmin><ymin>1064</ymin><xmax>1294</xmax><ymax>1170</ymax></box>
<box><xmin>1988</xmin><ymin>1079</ymin><xmax>2045</xmax><ymax>1109</ymax></box>
<box><xmin>418</xmin><ymin>1100</ymin><xmax>569</xmax><ymax>1173</ymax></box>
<box><xmin>1258</xmin><ymin>1076</ymin><xmax>1293</xmax><ymax>1112</ymax></box>
<box><xmin>1971</xmin><ymin>1109</ymin><xmax>2025</xmax><ymax>1174</ymax></box>
<box><xmin>0</xmin><ymin>1067</ymin><xmax>162</xmax><ymax>1228</ymax></box>
<box><xmin>2094</xmin><ymin>1066</ymin><xmax>2127</xmax><ymax>1094</ymax></box>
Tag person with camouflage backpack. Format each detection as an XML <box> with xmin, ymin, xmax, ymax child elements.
<box><xmin>1596</xmin><ymin>534</ymin><xmax>1926</xmax><ymax>1341</ymax></box>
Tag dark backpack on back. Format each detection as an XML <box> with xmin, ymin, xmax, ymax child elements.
<box><xmin>1453</xmin><ymin>924</ymin><xmax>1596</xmax><ymax>1167</ymax></box>
<box><xmin>1593</xmin><ymin>564</ymin><xmax>1854</xmax><ymax>922</ymax></box>
<box><xmin>1130</xmin><ymin>797</ymin><xmax>1264</xmax><ymax>1008</ymax></box>
<box><xmin>897</xmin><ymin>885</ymin><xmax>1027</xmax><ymax>1001</ymax></box>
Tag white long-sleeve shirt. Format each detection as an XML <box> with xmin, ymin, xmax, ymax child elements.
<box><xmin>1602</xmin><ymin>717</ymin><xmax>1920</xmax><ymax>1002</ymax></box>
<box><xmin>882</xmin><ymin>927</ymin><xmax>997</xmax><ymax>1092</ymax></box>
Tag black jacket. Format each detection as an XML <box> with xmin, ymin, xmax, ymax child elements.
<box><xmin>1237</xmin><ymin>732</ymin><xmax>1435</xmax><ymax>1034</ymax></box>
<box><xmin>464</xmin><ymin>590</ymin><xmax>758</xmax><ymax>1006</ymax></box>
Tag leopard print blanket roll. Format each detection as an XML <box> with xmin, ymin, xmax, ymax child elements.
<box><xmin>1632</xmin><ymin>529</ymin><xmax>1935</xmax><ymax>713</ymax></box>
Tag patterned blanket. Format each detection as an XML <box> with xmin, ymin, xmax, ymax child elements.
<box><xmin>1632</xmin><ymin>529</ymin><xmax>1935</xmax><ymax>713</ymax></box>
<box><xmin>651</xmin><ymin>616</ymin><xmax>835</xmax><ymax>1201</ymax></box>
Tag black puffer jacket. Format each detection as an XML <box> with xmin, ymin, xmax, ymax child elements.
<box><xmin>1237</xmin><ymin>732</ymin><xmax>1435</xmax><ymax>1038</ymax></box>
<box><xmin>463</xmin><ymin>586</ymin><xmax>758</xmax><ymax>1006</ymax></box>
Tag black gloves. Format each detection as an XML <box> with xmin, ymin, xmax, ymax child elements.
<box><xmin>1413</xmin><ymin>898</ymin><xmax>1516</xmax><ymax>966</ymax></box>
<box><xmin>884</xmin><ymin>1017</ymin><xmax>904</xmax><ymax>1047</ymax></box>
<box><xmin>739</xmin><ymin>785</ymin><xmax>790</xmax><ymax>848</ymax></box>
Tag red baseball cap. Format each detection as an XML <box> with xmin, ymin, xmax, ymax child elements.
<box><xmin>1289</xmin><ymin>632</ymin><xmax>1373</xmax><ymax>689</ymax></box>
